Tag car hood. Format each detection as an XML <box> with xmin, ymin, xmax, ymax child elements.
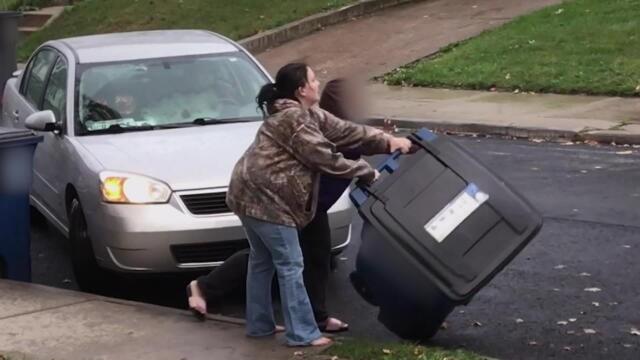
<box><xmin>76</xmin><ymin>122</ymin><xmax>261</xmax><ymax>191</ymax></box>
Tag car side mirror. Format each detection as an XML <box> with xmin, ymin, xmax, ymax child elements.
<box><xmin>25</xmin><ymin>110</ymin><xmax>59</xmax><ymax>132</ymax></box>
<box><xmin>12</xmin><ymin>69</ymin><xmax>23</xmax><ymax>78</ymax></box>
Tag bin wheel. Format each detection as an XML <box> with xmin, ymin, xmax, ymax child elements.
<box><xmin>69</xmin><ymin>198</ymin><xmax>112</xmax><ymax>294</ymax></box>
<box><xmin>330</xmin><ymin>255</ymin><xmax>338</xmax><ymax>271</ymax></box>
<box><xmin>30</xmin><ymin>206</ymin><xmax>48</xmax><ymax>229</ymax></box>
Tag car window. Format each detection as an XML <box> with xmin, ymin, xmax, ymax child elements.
<box><xmin>75</xmin><ymin>52</ymin><xmax>269</xmax><ymax>135</ymax></box>
<box><xmin>42</xmin><ymin>57</ymin><xmax>68</xmax><ymax>125</ymax></box>
<box><xmin>24</xmin><ymin>49</ymin><xmax>58</xmax><ymax>108</ymax></box>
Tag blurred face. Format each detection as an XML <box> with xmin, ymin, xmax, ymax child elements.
<box><xmin>114</xmin><ymin>95</ymin><xmax>136</xmax><ymax>116</ymax></box>
<box><xmin>297</xmin><ymin>67</ymin><xmax>321</xmax><ymax>107</ymax></box>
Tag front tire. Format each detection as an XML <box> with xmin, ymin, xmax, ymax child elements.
<box><xmin>69</xmin><ymin>198</ymin><xmax>112</xmax><ymax>294</ymax></box>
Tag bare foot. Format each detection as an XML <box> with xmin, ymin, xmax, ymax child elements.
<box><xmin>319</xmin><ymin>317</ymin><xmax>349</xmax><ymax>333</ymax></box>
<box><xmin>187</xmin><ymin>280</ymin><xmax>207</xmax><ymax>316</ymax></box>
<box><xmin>310</xmin><ymin>336</ymin><xmax>333</xmax><ymax>347</ymax></box>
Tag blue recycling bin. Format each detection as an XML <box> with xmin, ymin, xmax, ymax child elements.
<box><xmin>0</xmin><ymin>127</ymin><xmax>43</xmax><ymax>281</ymax></box>
<box><xmin>350</xmin><ymin>128</ymin><xmax>542</xmax><ymax>340</ymax></box>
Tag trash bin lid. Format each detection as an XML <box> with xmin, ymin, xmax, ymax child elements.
<box><xmin>0</xmin><ymin>127</ymin><xmax>42</xmax><ymax>146</ymax></box>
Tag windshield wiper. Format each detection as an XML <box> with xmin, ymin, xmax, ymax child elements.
<box><xmin>89</xmin><ymin>124</ymin><xmax>156</xmax><ymax>134</ymax></box>
<box><xmin>192</xmin><ymin>117</ymin><xmax>259</xmax><ymax>125</ymax></box>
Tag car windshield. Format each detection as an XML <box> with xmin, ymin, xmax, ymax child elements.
<box><xmin>75</xmin><ymin>52</ymin><xmax>268</xmax><ymax>136</ymax></box>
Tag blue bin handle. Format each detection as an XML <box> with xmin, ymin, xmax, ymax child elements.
<box><xmin>377</xmin><ymin>150</ymin><xmax>402</xmax><ymax>174</ymax></box>
<box><xmin>350</xmin><ymin>150</ymin><xmax>403</xmax><ymax>206</ymax></box>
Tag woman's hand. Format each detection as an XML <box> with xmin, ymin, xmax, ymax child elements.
<box><xmin>388</xmin><ymin>136</ymin><xmax>412</xmax><ymax>154</ymax></box>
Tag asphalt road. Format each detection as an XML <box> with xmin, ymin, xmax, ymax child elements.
<box><xmin>30</xmin><ymin>135</ymin><xmax>640</xmax><ymax>359</ymax></box>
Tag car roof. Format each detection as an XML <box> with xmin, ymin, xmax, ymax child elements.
<box><xmin>51</xmin><ymin>30</ymin><xmax>240</xmax><ymax>64</ymax></box>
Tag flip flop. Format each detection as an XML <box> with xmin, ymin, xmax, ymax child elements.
<box><xmin>318</xmin><ymin>317</ymin><xmax>349</xmax><ymax>333</ymax></box>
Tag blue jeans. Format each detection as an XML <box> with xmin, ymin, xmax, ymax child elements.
<box><xmin>240</xmin><ymin>216</ymin><xmax>322</xmax><ymax>346</ymax></box>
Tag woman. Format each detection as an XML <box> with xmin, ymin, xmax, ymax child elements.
<box><xmin>299</xmin><ymin>78</ymin><xmax>367</xmax><ymax>333</ymax></box>
<box><xmin>192</xmin><ymin>63</ymin><xmax>412</xmax><ymax>346</ymax></box>
<box><xmin>186</xmin><ymin>79</ymin><xmax>370</xmax><ymax>332</ymax></box>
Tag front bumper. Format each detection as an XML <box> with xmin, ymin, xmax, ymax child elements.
<box><xmin>86</xmin><ymin>189</ymin><xmax>354</xmax><ymax>273</ymax></box>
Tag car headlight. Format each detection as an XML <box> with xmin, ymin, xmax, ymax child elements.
<box><xmin>99</xmin><ymin>171</ymin><xmax>171</xmax><ymax>204</ymax></box>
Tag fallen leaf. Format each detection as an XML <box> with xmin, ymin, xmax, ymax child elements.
<box><xmin>528</xmin><ymin>341</ymin><xmax>539</xmax><ymax>346</ymax></box>
<box><xmin>531</xmin><ymin>138</ymin><xmax>544</xmax><ymax>143</ymax></box>
<box><xmin>567</xmin><ymin>330</ymin><xmax>576</xmax><ymax>335</ymax></box>
<box><xmin>569</xmin><ymin>318</ymin><xmax>577</xmax><ymax>322</ymax></box>
<box><xmin>528</xmin><ymin>40</ymin><xmax>536</xmax><ymax>45</ymax></box>
<box><xmin>622</xmin><ymin>245</ymin><xmax>631</xmax><ymax>249</ymax></box>
<box><xmin>623</xmin><ymin>343</ymin><xmax>633</xmax><ymax>348</ymax></box>
<box><xmin>459</xmin><ymin>310</ymin><xmax>466</xmax><ymax>314</ymax></box>
<box><xmin>580</xmin><ymin>170</ymin><xmax>588</xmax><ymax>174</ymax></box>
<box><xmin>293</xmin><ymin>351</ymin><xmax>304</xmax><ymax>356</ymax></box>
<box><xmin>594</xmin><ymin>166</ymin><xmax>602</xmax><ymax>169</ymax></box>
<box><xmin>635</xmin><ymin>85</ymin><xmax>640</xmax><ymax>93</ymax></box>
<box><xmin>563</xmin><ymin>346</ymin><xmax>573</xmax><ymax>352</ymax></box>
<box><xmin>630</xmin><ymin>328</ymin><xmax>640</xmax><ymax>336</ymax></box>
<box><xmin>579</xmin><ymin>272</ymin><xmax>591</xmax><ymax>277</ymax></box>
<box><xmin>514</xmin><ymin>89</ymin><xmax>520</xmax><ymax>94</ymax></box>
<box><xmin>505</xmin><ymin>73</ymin><xmax>511</xmax><ymax>80</ymax></box>
<box><xmin>555</xmin><ymin>8</ymin><xmax>564</xmax><ymax>14</ymax></box>
<box><xmin>609</xmin><ymin>302</ymin><xmax>619</xmax><ymax>306</ymax></box>
<box><xmin>382</xmin><ymin>349</ymin><xmax>392</xmax><ymax>355</ymax></box>
<box><xmin>440</xmin><ymin>322</ymin><xmax>449</xmax><ymax>330</ymax></box>
<box><xmin>557</xmin><ymin>321</ymin><xmax>569</xmax><ymax>326</ymax></box>
<box><xmin>553</xmin><ymin>288</ymin><xmax>561</xmax><ymax>292</ymax></box>
<box><xmin>62</xmin><ymin>279</ymin><xmax>72</xmax><ymax>284</ymax></box>
<box><xmin>515</xmin><ymin>318</ymin><xmax>524</xmax><ymax>324</ymax></box>
<box><xmin>583</xmin><ymin>329</ymin><xmax>597</xmax><ymax>334</ymax></box>
<box><xmin>584</xmin><ymin>287</ymin><xmax>602</xmax><ymax>292</ymax></box>
<box><xmin>473</xmin><ymin>321</ymin><xmax>483</xmax><ymax>327</ymax></box>
<box><xmin>616</xmin><ymin>150</ymin><xmax>633</xmax><ymax>155</ymax></box>
<box><xmin>560</xmin><ymin>142</ymin><xmax>575</xmax><ymax>146</ymax></box>
<box><xmin>531</xmin><ymin>167</ymin><xmax>540</xmax><ymax>171</ymax></box>
<box><xmin>554</xmin><ymin>264</ymin><xmax>567</xmax><ymax>269</ymax></box>
<box><xmin>592</xmin><ymin>302</ymin><xmax>600</xmax><ymax>307</ymax></box>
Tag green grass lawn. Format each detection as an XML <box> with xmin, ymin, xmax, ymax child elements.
<box><xmin>1</xmin><ymin>0</ymin><xmax>21</xmax><ymax>10</ymax></box>
<box><xmin>17</xmin><ymin>0</ymin><xmax>354</xmax><ymax>61</ymax></box>
<box><xmin>325</xmin><ymin>339</ymin><xmax>488</xmax><ymax>360</ymax></box>
<box><xmin>385</xmin><ymin>0</ymin><xmax>640</xmax><ymax>96</ymax></box>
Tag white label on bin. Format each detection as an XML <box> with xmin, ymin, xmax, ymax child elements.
<box><xmin>424</xmin><ymin>183</ymin><xmax>489</xmax><ymax>243</ymax></box>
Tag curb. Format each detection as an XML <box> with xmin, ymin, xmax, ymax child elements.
<box><xmin>239</xmin><ymin>0</ymin><xmax>424</xmax><ymax>54</ymax></box>
<box><xmin>364</xmin><ymin>117</ymin><xmax>640</xmax><ymax>145</ymax></box>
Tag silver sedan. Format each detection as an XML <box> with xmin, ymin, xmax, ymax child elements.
<box><xmin>1</xmin><ymin>30</ymin><xmax>354</xmax><ymax>291</ymax></box>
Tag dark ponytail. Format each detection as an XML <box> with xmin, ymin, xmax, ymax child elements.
<box><xmin>256</xmin><ymin>62</ymin><xmax>309</xmax><ymax>116</ymax></box>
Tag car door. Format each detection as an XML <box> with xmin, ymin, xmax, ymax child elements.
<box><xmin>13</xmin><ymin>48</ymin><xmax>68</xmax><ymax>219</ymax></box>
<box><xmin>37</xmin><ymin>55</ymin><xmax>71</xmax><ymax>220</ymax></box>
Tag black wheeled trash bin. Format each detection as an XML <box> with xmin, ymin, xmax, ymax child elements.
<box><xmin>0</xmin><ymin>127</ymin><xmax>43</xmax><ymax>281</ymax></box>
<box><xmin>349</xmin><ymin>128</ymin><xmax>543</xmax><ymax>340</ymax></box>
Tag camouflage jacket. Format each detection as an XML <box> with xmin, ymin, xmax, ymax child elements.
<box><xmin>226</xmin><ymin>99</ymin><xmax>389</xmax><ymax>228</ymax></box>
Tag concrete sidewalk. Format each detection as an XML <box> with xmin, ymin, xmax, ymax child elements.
<box><xmin>366</xmin><ymin>84</ymin><xmax>640</xmax><ymax>144</ymax></box>
<box><xmin>0</xmin><ymin>280</ymin><xmax>323</xmax><ymax>360</ymax></box>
